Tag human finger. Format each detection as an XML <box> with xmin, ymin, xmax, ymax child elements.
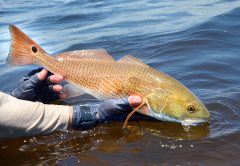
<box><xmin>59</xmin><ymin>93</ymin><xmax>68</xmax><ymax>100</ymax></box>
<box><xmin>128</xmin><ymin>95</ymin><xmax>142</xmax><ymax>107</ymax></box>
<box><xmin>52</xmin><ymin>84</ymin><xmax>63</xmax><ymax>93</ymax></box>
<box><xmin>37</xmin><ymin>68</ymin><xmax>48</xmax><ymax>81</ymax></box>
<box><xmin>48</xmin><ymin>74</ymin><xmax>64</xmax><ymax>84</ymax></box>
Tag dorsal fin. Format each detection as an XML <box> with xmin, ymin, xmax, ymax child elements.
<box><xmin>55</xmin><ymin>49</ymin><xmax>115</xmax><ymax>61</ymax></box>
<box><xmin>118</xmin><ymin>55</ymin><xmax>149</xmax><ymax>68</ymax></box>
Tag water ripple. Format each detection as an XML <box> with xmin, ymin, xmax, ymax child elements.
<box><xmin>1</xmin><ymin>0</ymin><xmax>240</xmax><ymax>165</ymax></box>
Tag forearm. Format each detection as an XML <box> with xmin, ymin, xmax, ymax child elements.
<box><xmin>0</xmin><ymin>92</ymin><xmax>70</xmax><ymax>138</ymax></box>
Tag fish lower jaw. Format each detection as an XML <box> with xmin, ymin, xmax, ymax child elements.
<box><xmin>181</xmin><ymin>119</ymin><xmax>208</xmax><ymax>126</ymax></box>
<box><xmin>149</xmin><ymin>110</ymin><xmax>208</xmax><ymax>126</ymax></box>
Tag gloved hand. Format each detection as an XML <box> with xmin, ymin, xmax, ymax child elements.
<box><xmin>71</xmin><ymin>96</ymin><xmax>156</xmax><ymax>130</ymax></box>
<box><xmin>11</xmin><ymin>68</ymin><xmax>67</xmax><ymax>103</ymax></box>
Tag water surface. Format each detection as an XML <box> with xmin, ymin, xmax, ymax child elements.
<box><xmin>0</xmin><ymin>0</ymin><xmax>240</xmax><ymax>165</ymax></box>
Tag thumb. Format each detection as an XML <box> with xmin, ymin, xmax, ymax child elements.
<box><xmin>113</xmin><ymin>96</ymin><xmax>142</xmax><ymax>110</ymax></box>
<box><xmin>37</xmin><ymin>68</ymin><xmax>48</xmax><ymax>81</ymax></box>
<box><xmin>128</xmin><ymin>95</ymin><xmax>142</xmax><ymax>107</ymax></box>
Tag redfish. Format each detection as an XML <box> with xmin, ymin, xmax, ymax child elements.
<box><xmin>7</xmin><ymin>25</ymin><xmax>210</xmax><ymax>128</ymax></box>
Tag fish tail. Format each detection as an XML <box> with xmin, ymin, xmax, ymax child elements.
<box><xmin>7</xmin><ymin>24</ymin><xmax>48</xmax><ymax>66</ymax></box>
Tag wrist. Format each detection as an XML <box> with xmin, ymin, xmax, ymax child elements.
<box><xmin>71</xmin><ymin>105</ymin><xmax>99</xmax><ymax>130</ymax></box>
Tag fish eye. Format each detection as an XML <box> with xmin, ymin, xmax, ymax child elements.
<box><xmin>32</xmin><ymin>46</ymin><xmax>38</xmax><ymax>53</ymax></box>
<box><xmin>187</xmin><ymin>105</ymin><xmax>196</xmax><ymax>113</ymax></box>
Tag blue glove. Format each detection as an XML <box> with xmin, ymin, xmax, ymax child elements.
<box><xmin>11</xmin><ymin>68</ymin><xmax>65</xmax><ymax>103</ymax></box>
<box><xmin>71</xmin><ymin>98</ymin><xmax>156</xmax><ymax>130</ymax></box>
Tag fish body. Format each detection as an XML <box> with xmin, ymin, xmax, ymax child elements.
<box><xmin>7</xmin><ymin>25</ymin><xmax>210</xmax><ymax>125</ymax></box>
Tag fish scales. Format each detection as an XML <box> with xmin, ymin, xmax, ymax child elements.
<box><xmin>36</xmin><ymin>52</ymin><xmax>176</xmax><ymax>99</ymax></box>
<box><xmin>7</xmin><ymin>25</ymin><xmax>210</xmax><ymax>126</ymax></box>
<box><xmin>53</xmin><ymin>58</ymin><xmax>160</xmax><ymax>99</ymax></box>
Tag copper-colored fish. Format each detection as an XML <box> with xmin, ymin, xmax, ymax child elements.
<box><xmin>7</xmin><ymin>25</ymin><xmax>210</xmax><ymax>128</ymax></box>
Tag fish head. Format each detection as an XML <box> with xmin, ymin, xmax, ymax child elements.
<box><xmin>145</xmin><ymin>88</ymin><xmax>210</xmax><ymax>125</ymax></box>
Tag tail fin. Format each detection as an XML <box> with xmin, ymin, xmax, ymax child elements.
<box><xmin>7</xmin><ymin>25</ymin><xmax>47</xmax><ymax>66</ymax></box>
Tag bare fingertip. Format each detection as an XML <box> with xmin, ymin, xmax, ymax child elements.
<box><xmin>55</xmin><ymin>75</ymin><xmax>64</xmax><ymax>80</ymax></box>
<box><xmin>59</xmin><ymin>93</ymin><xmax>68</xmax><ymax>100</ymax></box>
<box><xmin>42</xmin><ymin>68</ymin><xmax>48</xmax><ymax>72</ymax></box>
<box><xmin>128</xmin><ymin>95</ymin><xmax>142</xmax><ymax>107</ymax></box>
<box><xmin>53</xmin><ymin>85</ymin><xmax>63</xmax><ymax>93</ymax></box>
<box><xmin>38</xmin><ymin>68</ymin><xmax>48</xmax><ymax>80</ymax></box>
<box><xmin>50</xmin><ymin>75</ymin><xmax>63</xmax><ymax>83</ymax></box>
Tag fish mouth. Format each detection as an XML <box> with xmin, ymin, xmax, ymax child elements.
<box><xmin>181</xmin><ymin>119</ymin><xmax>208</xmax><ymax>126</ymax></box>
<box><xmin>148</xmin><ymin>109</ymin><xmax>209</xmax><ymax>126</ymax></box>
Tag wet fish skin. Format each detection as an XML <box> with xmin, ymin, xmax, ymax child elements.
<box><xmin>7</xmin><ymin>25</ymin><xmax>210</xmax><ymax>125</ymax></box>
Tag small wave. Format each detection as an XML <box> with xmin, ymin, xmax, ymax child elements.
<box><xmin>206</xmin><ymin>97</ymin><xmax>240</xmax><ymax>138</ymax></box>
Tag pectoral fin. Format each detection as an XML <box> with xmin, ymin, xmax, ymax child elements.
<box><xmin>145</xmin><ymin>89</ymin><xmax>168</xmax><ymax>114</ymax></box>
<box><xmin>63</xmin><ymin>84</ymin><xmax>86</xmax><ymax>99</ymax></box>
<box><xmin>137</xmin><ymin>105</ymin><xmax>151</xmax><ymax>116</ymax></box>
<box><xmin>122</xmin><ymin>98</ymin><xmax>146</xmax><ymax>129</ymax></box>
